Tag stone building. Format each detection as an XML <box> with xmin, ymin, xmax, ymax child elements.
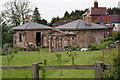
<box><xmin>48</xmin><ymin>12</ymin><xmax>110</xmax><ymax>52</ymax></box>
<box><xmin>11</xmin><ymin>22</ymin><xmax>53</xmax><ymax>48</ymax></box>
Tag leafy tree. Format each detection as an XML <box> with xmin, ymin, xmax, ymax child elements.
<box><xmin>2</xmin><ymin>22</ymin><xmax>13</xmax><ymax>46</ymax></box>
<box><xmin>64</xmin><ymin>11</ymin><xmax>70</xmax><ymax>18</ymax></box>
<box><xmin>107</xmin><ymin>7</ymin><xmax>120</xmax><ymax>15</ymax></box>
<box><xmin>39</xmin><ymin>19</ymin><xmax>47</xmax><ymax>25</ymax></box>
<box><xmin>48</xmin><ymin>17</ymin><xmax>60</xmax><ymax>26</ymax></box>
<box><xmin>32</xmin><ymin>7</ymin><xmax>41</xmax><ymax>23</ymax></box>
<box><xmin>2</xmin><ymin>0</ymin><xmax>33</xmax><ymax>26</ymax></box>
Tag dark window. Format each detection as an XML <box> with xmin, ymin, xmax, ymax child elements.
<box><xmin>19</xmin><ymin>33</ymin><xmax>22</xmax><ymax>42</ymax></box>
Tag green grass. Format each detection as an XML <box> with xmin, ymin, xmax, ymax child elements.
<box><xmin>2</xmin><ymin>48</ymin><xmax>102</xmax><ymax>78</ymax></box>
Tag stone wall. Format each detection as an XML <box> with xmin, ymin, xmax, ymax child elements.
<box><xmin>50</xmin><ymin>30</ymin><xmax>105</xmax><ymax>50</ymax></box>
<box><xmin>13</xmin><ymin>30</ymin><xmax>51</xmax><ymax>48</ymax></box>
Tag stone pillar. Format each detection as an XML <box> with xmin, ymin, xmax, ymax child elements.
<box><xmin>59</xmin><ymin>37</ymin><xmax>62</xmax><ymax>48</ymax></box>
<box><xmin>49</xmin><ymin>36</ymin><xmax>52</xmax><ymax>52</ymax></box>
<box><xmin>54</xmin><ymin>37</ymin><xmax>58</xmax><ymax>52</ymax></box>
<box><xmin>59</xmin><ymin>37</ymin><xmax>62</xmax><ymax>51</ymax></box>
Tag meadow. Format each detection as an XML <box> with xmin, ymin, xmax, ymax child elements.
<box><xmin>2</xmin><ymin>48</ymin><xmax>103</xmax><ymax>78</ymax></box>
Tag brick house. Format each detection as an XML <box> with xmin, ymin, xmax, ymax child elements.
<box><xmin>11</xmin><ymin>22</ymin><xmax>53</xmax><ymax>48</ymax></box>
<box><xmin>83</xmin><ymin>0</ymin><xmax>120</xmax><ymax>36</ymax></box>
<box><xmin>48</xmin><ymin>12</ymin><xmax>111</xmax><ymax>52</ymax></box>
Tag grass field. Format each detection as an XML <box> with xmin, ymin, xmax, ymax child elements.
<box><xmin>2</xmin><ymin>48</ymin><xmax>103</xmax><ymax>78</ymax></box>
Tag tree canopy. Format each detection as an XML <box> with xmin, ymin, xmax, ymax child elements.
<box><xmin>2</xmin><ymin>0</ymin><xmax>33</xmax><ymax>26</ymax></box>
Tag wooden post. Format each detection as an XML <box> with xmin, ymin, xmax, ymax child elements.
<box><xmin>32</xmin><ymin>63</ymin><xmax>39</xmax><ymax>80</ymax></box>
<box><xmin>94</xmin><ymin>61</ymin><xmax>104</xmax><ymax>79</ymax></box>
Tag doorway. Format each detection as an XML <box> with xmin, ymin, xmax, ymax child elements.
<box><xmin>36</xmin><ymin>32</ymin><xmax>41</xmax><ymax>46</ymax></box>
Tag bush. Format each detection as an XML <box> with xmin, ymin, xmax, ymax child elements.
<box><xmin>70</xmin><ymin>45</ymin><xmax>79</xmax><ymax>50</ymax></box>
<box><xmin>89</xmin><ymin>43</ymin><xmax>97</xmax><ymax>51</ymax></box>
<box><xmin>112</xmin><ymin>31</ymin><xmax>120</xmax><ymax>40</ymax></box>
<box><xmin>101</xmin><ymin>37</ymin><xmax>115</xmax><ymax>43</ymax></box>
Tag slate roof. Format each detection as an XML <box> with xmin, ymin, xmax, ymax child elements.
<box><xmin>91</xmin><ymin>7</ymin><xmax>108</xmax><ymax>16</ymax></box>
<box><xmin>52</xmin><ymin>20</ymin><xmax>74</xmax><ymax>26</ymax></box>
<box><xmin>55</xmin><ymin>19</ymin><xmax>109</xmax><ymax>30</ymax></box>
<box><xmin>11</xmin><ymin>22</ymin><xmax>53</xmax><ymax>30</ymax></box>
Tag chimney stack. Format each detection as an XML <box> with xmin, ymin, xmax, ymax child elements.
<box><xmin>24</xmin><ymin>16</ymin><xmax>29</xmax><ymax>23</ymax></box>
<box><xmin>94</xmin><ymin>0</ymin><xmax>98</xmax><ymax>8</ymax></box>
<box><xmin>85</xmin><ymin>10</ymin><xmax>92</xmax><ymax>26</ymax></box>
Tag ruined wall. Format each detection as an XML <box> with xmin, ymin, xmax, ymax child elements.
<box><xmin>75</xmin><ymin>30</ymin><xmax>104</xmax><ymax>48</ymax></box>
<box><xmin>13</xmin><ymin>30</ymin><xmax>51</xmax><ymax>48</ymax></box>
<box><xmin>51</xmin><ymin>30</ymin><xmax>105</xmax><ymax>49</ymax></box>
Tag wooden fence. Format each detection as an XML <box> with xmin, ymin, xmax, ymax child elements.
<box><xmin>0</xmin><ymin>61</ymin><xmax>110</xmax><ymax>80</ymax></box>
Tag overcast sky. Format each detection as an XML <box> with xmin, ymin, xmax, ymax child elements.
<box><xmin>0</xmin><ymin>0</ymin><xmax>120</xmax><ymax>22</ymax></box>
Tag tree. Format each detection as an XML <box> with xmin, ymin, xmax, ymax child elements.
<box><xmin>2</xmin><ymin>0</ymin><xmax>33</xmax><ymax>26</ymax></box>
<box><xmin>39</xmin><ymin>19</ymin><xmax>47</xmax><ymax>25</ymax></box>
<box><xmin>2</xmin><ymin>22</ymin><xmax>13</xmax><ymax>46</ymax></box>
<box><xmin>48</xmin><ymin>17</ymin><xmax>60</xmax><ymax>26</ymax></box>
<box><xmin>64</xmin><ymin>11</ymin><xmax>70</xmax><ymax>18</ymax></box>
<box><xmin>107</xmin><ymin>7</ymin><xmax>120</xmax><ymax>15</ymax></box>
<box><xmin>32</xmin><ymin>7</ymin><xmax>41</xmax><ymax>23</ymax></box>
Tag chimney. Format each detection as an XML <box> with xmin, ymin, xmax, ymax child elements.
<box><xmin>24</xmin><ymin>16</ymin><xmax>29</xmax><ymax>23</ymax></box>
<box><xmin>105</xmin><ymin>13</ymin><xmax>110</xmax><ymax>23</ymax></box>
<box><xmin>85</xmin><ymin>10</ymin><xmax>92</xmax><ymax>26</ymax></box>
<box><xmin>94</xmin><ymin>0</ymin><xmax>98</xmax><ymax>8</ymax></box>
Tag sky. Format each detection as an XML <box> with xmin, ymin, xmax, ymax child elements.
<box><xmin>0</xmin><ymin>0</ymin><xmax>120</xmax><ymax>22</ymax></box>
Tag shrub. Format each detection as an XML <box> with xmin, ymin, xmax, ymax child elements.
<box><xmin>101</xmin><ymin>37</ymin><xmax>115</xmax><ymax>43</ymax></box>
<box><xmin>89</xmin><ymin>43</ymin><xmax>97</xmax><ymax>51</ymax></box>
<box><xmin>112</xmin><ymin>31</ymin><xmax>120</xmax><ymax>40</ymax></box>
<box><xmin>70</xmin><ymin>45</ymin><xmax>79</xmax><ymax>50</ymax></box>
<box><xmin>103</xmin><ymin>46</ymin><xmax>120</xmax><ymax>79</ymax></box>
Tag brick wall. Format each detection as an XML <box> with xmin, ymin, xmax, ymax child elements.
<box><xmin>51</xmin><ymin>30</ymin><xmax>105</xmax><ymax>49</ymax></box>
<box><xmin>13</xmin><ymin>29</ymin><xmax>51</xmax><ymax>48</ymax></box>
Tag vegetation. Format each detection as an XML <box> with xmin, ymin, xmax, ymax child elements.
<box><xmin>107</xmin><ymin>7</ymin><xmax>120</xmax><ymax>15</ymax></box>
<box><xmin>32</xmin><ymin>7</ymin><xmax>47</xmax><ymax>25</ymax></box>
<box><xmin>2</xmin><ymin>48</ymin><xmax>102</xmax><ymax>78</ymax></box>
<box><xmin>112</xmin><ymin>31</ymin><xmax>120</xmax><ymax>41</ymax></box>
<box><xmin>1</xmin><ymin>0</ymin><xmax>33</xmax><ymax>26</ymax></box>
<box><xmin>101</xmin><ymin>46</ymin><xmax>120</xmax><ymax>79</ymax></box>
<box><xmin>89</xmin><ymin>37</ymin><xmax>115</xmax><ymax>51</ymax></box>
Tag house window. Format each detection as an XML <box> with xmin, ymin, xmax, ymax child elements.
<box><xmin>19</xmin><ymin>33</ymin><xmax>22</xmax><ymax>42</ymax></box>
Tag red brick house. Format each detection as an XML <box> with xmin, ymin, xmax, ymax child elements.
<box><xmin>11</xmin><ymin>22</ymin><xmax>53</xmax><ymax>48</ymax></box>
<box><xmin>83</xmin><ymin>0</ymin><xmax>120</xmax><ymax>36</ymax></box>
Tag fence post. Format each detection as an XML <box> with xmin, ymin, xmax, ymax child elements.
<box><xmin>32</xmin><ymin>63</ymin><xmax>39</xmax><ymax>80</ymax></box>
<box><xmin>94</xmin><ymin>61</ymin><xmax>104</xmax><ymax>79</ymax></box>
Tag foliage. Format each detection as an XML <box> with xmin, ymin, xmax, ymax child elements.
<box><xmin>32</xmin><ymin>7</ymin><xmax>41</xmax><ymax>23</ymax></box>
<box><xmin>48</xmin><ymin>17</ymin><xmax>60</xmax><ymax>26</ymax></box>
<box><xmin>70</xmin><ymin>45</ymin><xmax>79</xmax><ymax>51</ymax></box>
<box><xmin>56</xmin><ymin>53</ymin><xmax>62</xmax><ymax>76</ymax></box>
<box><xmin>112</xmin><ymin>31</ymin><xmax>120</xmax><ymax>41</ymax></box>
<box><xmin>39</xmin><ymin>19</ymin><xmax>47</xmax><ymax>25</ymax></box>
<box><xmin>89</xmin><ymin>43</ymin><xmax>98</xmax><ymax>51</ymax></box>
<box><xmin>2</xmin><ymin>43</ymin><xmax>18</xmax><ymax>55</ymax></box>
<box><xmin>102</xmin><ymin>46</ymin><xmax>120</xmax><ymax>79</ymax></box>
<box><xmin>48</xmin><ymin>9</ymin><xmax>88</xmax><ymax>26</ymax></box>
<box><xmin>2</xmin><ymin>22</ymin><xmax>13</xmax><ymax>46</ymax></box>
<box><xmin>101</xmin><ymin>37</ymin><xmax>115</xmax><ymax>43</ymax></box>
<box><xmin>56</xmin><ymin>53</ymin><xmax>62</xmax><ymax>65</ymax></box>
<box><xmin>89</xmin><ymin>37</ymin><xmax>115</xmax><ymax>51</ymax></box>
<box><xmin>107</xmin><ymin>7</ymin><xmax>120</xmax><ymax>15</ymax></box>
<box><xmin>2</xmin><ymin>0</ymin><xmax>33</xmax><ymax>26</ymax></box>
<box><xmin>64</xmin><ymin>11</ymin><xmax>70</xmax><ymax>18</ymax></box>
<box><xmin>41</xmin><ymin>59</ymin><xmax>47</xmax><ymax>79</ymax></box>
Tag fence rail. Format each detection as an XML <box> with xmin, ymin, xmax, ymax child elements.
<box><xmin>0</xmin><ymin>61</ymin><xmax>111</xmax><ymax>80</ymax></box>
